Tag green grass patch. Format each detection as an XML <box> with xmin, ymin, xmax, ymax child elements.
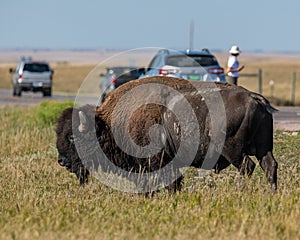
<box><xmin>0</xmin><ymin>106</ymin><xmax>299</xmax><ymax>239</ymax></box>
<box><xmin>35</xmin><ymin>100</ymin><xmax>74</xmax><ymax>128</ymax></box>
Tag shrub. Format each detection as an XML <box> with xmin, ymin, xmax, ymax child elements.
<box><xmin>36</xmin><ymin>100</ymin><xmax>74</xmax><ymax>128</ymax></box>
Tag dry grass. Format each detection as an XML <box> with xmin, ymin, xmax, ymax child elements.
<box><xmin>0</xmin><ymin>106</ymin><xmax>300</xmax><ymax>240</ymax></box>
<box><xmin>52</xmin><ymin>64</ymin><xmax>97</xmax><ymax>93</ymax></box>
<box><xmin>238</xmin><ymin>61</ymin><xmax>300</xmax><ymax>104</ymax></box>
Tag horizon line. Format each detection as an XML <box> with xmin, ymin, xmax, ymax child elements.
<box><xmin>1</xmin><ymin>47</ymin><xmax>300</xmax><ymax>55</ymax></box>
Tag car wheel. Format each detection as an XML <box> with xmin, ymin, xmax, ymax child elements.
<box><xmin>43</xmin><ymin>88</ymin><xmax>52</xmax><ymax>97</ymax></box>
<box><xmin>14</xmin><ymin>86</ymin><xmax>22</xmax><ymax>97</ymax></box>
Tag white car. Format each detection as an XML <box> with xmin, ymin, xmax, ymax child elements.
<box><xmin>10</xmin><ymin>57</ymin><xmax>54</xmax><ymax>97</ymax></box>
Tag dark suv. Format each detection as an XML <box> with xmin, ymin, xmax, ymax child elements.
<box><xmin>141</xmin><ymin>49</ymin><xmax>226</xmax><ymax>82</ymax></box>
<box><xmin>10</xmin><ymin>57</ymin><xmax>53</xmax><ymax>97</ymax></box>
<box><xmin>99</xmin><ymin>66</ymin><xmax>145</xmax><ymax>101</ymax></box>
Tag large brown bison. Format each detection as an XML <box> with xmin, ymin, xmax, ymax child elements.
<box><xmin>56</xmin><ymin>76</ymin><xmax>278</xmax><ymax>193</ymax></box>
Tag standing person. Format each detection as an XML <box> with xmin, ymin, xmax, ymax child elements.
<box><xmin>227</xmin><ymin>45</ymin><xmax>244</xmax><ymax>85</ymax></box>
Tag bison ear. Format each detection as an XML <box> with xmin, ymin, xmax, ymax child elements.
<box><xmin>78</xmin><ymin>111</ymin><xmax>89</xmax><ymax>133</ymax></box>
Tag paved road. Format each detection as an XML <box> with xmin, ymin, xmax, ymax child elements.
<box><xmin>273</xmin><ymin>107</ymin><xmax>300</xmax><ymax>131</ymax></box>
<box><xmin>1</xmin><ymin>89</ymin><xmax>299</xmax><ymax>131</ymax></box>
<box><xmin>0</xmin><ymin>89</ymin><xmax>98</xmax><ymax>106</ymax></box>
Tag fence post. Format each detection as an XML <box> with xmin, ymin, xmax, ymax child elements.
<box><xmin>258</xmin><ymin>68</ymin><xmax>262</xmax><ymax>94</ymax></box>
<box><xmin>291</xmin><ymin>72</ymin><xmax>296</xmax><ymax>105</ymax></box>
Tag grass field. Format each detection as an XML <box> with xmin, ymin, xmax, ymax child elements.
<box><xmin>0</xmin><ymin>104</ymin><xmax>300</xmax><ymax>239</ymax></box>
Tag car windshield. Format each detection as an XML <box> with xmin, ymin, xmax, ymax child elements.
<box><xmin>23</xmin><ymin>63</ymin><xmax>50</xmax><ymax>72</ymax></box>
<box><xmin>166</xmin><ymin>55</ymin><xmax>218</xmax><ymax>67</ymax></box>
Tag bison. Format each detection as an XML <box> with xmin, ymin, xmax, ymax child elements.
<box><xmin>56</xmin><ymin>76</ymin><xmax>278</xmax><ymax>193</ymax></box>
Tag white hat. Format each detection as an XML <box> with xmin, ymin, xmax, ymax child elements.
<box><xmin>229</xmin><ymin>45</ymin><xmax>241</xmax><ymax>54</ymax></box>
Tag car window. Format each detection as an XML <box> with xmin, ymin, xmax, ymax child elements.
<box><xmin>16</xmin><ymin>64</ymin><xmax>21</xmax><ymax>72</ymax></box>
<box><xmin>23</xmin><ymin>63</ymin><xmax>50</xmax><ymax>72</ymax></box>
<box><xmin>108</xmin><ymin>68</ymin><xmax>135</xmax><ymax>76</ymax></box>
<box><xmin>148</xmin><ymin>55</ymin><xmax>162</xmax><ymax>69</ymax></box>
<box><xmin>166</xmin><ymin>55</ymin><xmax>218</xmax><ymax>67</ymax></box>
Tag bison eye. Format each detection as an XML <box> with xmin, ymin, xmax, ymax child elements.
<box><xmin>68</xmin><ymin>134</ymin><xmax>75</xmax><ymax>143</ymax></box>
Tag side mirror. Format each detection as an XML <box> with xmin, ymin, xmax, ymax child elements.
<box><xmin>99</xmin><ymin>73</ymin><xmax>105</xmax><ymax>77</ymax></box>
<box><xmin>9</xmin><ymin>68</ymin><xmax>14</xmax><ymax>74</ymax></box>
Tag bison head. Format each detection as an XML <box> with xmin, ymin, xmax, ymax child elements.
<box><xmin>56</xmin><ymin>105</ymin><xmax>97</xmax><ymax>185</ymax></box>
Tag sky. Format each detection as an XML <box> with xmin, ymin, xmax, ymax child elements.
<box><xmin>1</xmin><ymin>0</ymin><xmax>300</xmax><ymax>52</ymax></box>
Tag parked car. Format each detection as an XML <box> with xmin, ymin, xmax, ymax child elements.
<box><xmin>99</xmin><ymin>66</ymin><xmax>145</xmax><ymax>101</ymax></box>
<box><xmin>141</xmin><ymin>48</ymin><xmax>226</xmax><ymax>82</ymax></box>
<box><xmin>9</xmin><ymin>57</ymin><xmax>54</xmax><ymax>97</ymax></box>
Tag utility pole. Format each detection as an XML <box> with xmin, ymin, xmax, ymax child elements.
<box><xmin>189</xmin><ymin>19</ymin><xmax>194</xmax><ymax>50</ymax></box>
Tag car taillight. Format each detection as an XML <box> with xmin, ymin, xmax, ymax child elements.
<box><xmin>158</xmin><ymin>69</ymin><xmax>168</xmax><ymax>75</ymax></box>
<box><xmin>208</xmin><ymin>67</ymin><xmax>224</xmax><ymax>75</ymax></box>
<box><xmin>18</xmin><ymin>74</ymin><xmax>22</xmax><ymax>79</ymax></box>
<box><xmin>111</xmin><ymin>76</ymin><xmax>116</xmax><ymax>85</ymax></box>
<box><xmin>158</xmin><ymin>68</ymin><xmax>179</xmax><ymax>75</ymax></box>
<box><xmin>50</xmin><ymin>75</ymin><xmax>53</xmax><ymax>80</ymax></box>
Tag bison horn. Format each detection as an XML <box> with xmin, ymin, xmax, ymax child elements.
<box><xmin>78</xmin><ymin>111</ymin><xmax>88</xmax><ymax>132</ymax></box>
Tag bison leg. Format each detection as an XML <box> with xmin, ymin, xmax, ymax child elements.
<box><xmin>150</xmin><ymin>167</ymin><xmax>183</xmax><ymax>194</ymax></box>
<box><xmin>165</xmin><ymin>175</ymin><xmax>184</xmax><ymax>193</ymax></box>
<box><xmin>257</xmin><ymin>151</ymin><xmax>278</xmax><ymax>191</ymax></box>
<box><xmin>75</xmin><ymin>165</ymin><xmax>90</xmax><ymax>186</ymax></box>
<box><xmin>214</xmin><ymin>156</ymin><xmax>231</xmax><ymax>174</ymax></box>
<box><xmin>141</xmin><ymin>170</ymin><xmax>183</xmax><ymax>197</ymax></box>
<box><xmin>217</xmin><ymin>154</ymin><xmax>256</xmax><ymax>177</ymax></box>
<box><xmin>240</xmin><ymin>155</ymin><xmax>256</xmax><ymax>177</ymax></box>
<box><xmin>236</xmin><ymin>155</ymin><xmax>256</xmax><ymax>190</ymax></box>
<box><xmin>221</xmin><ymin>151</ymin><xmax>257</xmax><ymax>189</ymax></box>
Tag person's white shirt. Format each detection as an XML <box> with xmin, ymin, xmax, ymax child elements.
<box><xmin>227</xmin><ymin>55</ymin><xmax>239</xmax><ymax>77</ymax></box>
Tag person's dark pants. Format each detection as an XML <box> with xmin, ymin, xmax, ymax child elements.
<box><xmin>227</xmin><ymin>76</ymin><xmax>238</xmax><ymax>85</ymax></box>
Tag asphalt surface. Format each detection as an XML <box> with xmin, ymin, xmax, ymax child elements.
<box><xmin>273</xmin><ymin>107</ymin><xmax>300</xmax><ymax>131</ymax></box>
<box><xmin>0</xmin><ymin>89</ymin><xmax>299</xmax><ymax>131</ymax></box>
<box><xmin>0</xmin><ymin>89</ymin><xmax>98</xmax><ymax>106</ymax></box>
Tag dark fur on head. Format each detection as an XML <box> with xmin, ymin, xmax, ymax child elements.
<box><xmin>56</xmin><ymin>105</ymin><xmax>96</xmax><ymax>185</ymax></box>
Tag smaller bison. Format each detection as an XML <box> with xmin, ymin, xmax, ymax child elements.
<box><xmin>56</xmin><ymin>76</ymin><xmax>278</xmax><ymax>193</ymax></box>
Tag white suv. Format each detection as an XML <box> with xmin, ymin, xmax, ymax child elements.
<box><xmin>10</xmin><ymin>57</ymin><xmax>54</xmax><ymax>97</ymax></box>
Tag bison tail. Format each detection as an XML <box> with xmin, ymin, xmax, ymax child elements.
<box><xmin>250</xmin><ymin>93</ymin><xmax>278</xmax><ymax>114</ymax></box>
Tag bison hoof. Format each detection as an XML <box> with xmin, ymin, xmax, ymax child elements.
<box><xmin>270</xmin><ymin>183</ymin><xmax>277</xmax><ymax>192</ymax></box>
